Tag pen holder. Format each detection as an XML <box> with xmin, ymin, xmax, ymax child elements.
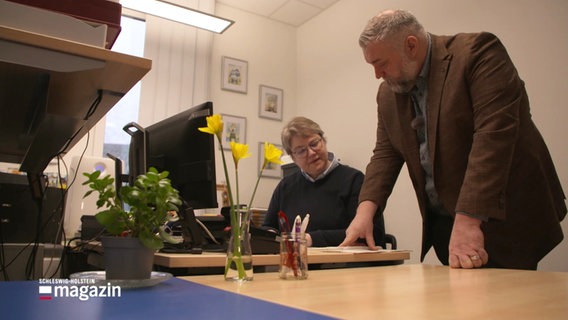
<box><xmin>279</xmin><ymin>234</ymin><xmax>308</xmax><ymax>280</ymax></box>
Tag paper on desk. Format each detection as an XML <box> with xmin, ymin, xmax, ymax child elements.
<box><xmin>313</xmin><ymin>246</ymin><xmax>396</xmax><ymax>254</ymax></box>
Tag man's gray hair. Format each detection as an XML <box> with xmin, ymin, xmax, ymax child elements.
<box><xmin>359</xmin><ymin>9</ymin><xmax>426</xmax><ymax>48</ymax></box>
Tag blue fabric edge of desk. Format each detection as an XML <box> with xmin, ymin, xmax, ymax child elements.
<box><xmin>0</xmin><ymin>277</ymin><xmax>336</xmax><ymax>320</ymax></box>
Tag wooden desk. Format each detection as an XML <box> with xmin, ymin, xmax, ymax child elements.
<box><xmin>183</xmin><ymin>264</ymin><xmax>568</xmax><ymax>319</ymax></box>
<box><xmin>2</xmin><ymin>264</ymin><xmax>565</xmax><ymax>319</ymax></box>
<box><xmin>154</xmin><ymin>248</ymin><xmax>410</xmax><ymax>268</ymax></box>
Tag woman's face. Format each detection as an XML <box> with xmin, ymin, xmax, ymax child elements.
<box><xmin>290</xmin><ymin>134</ymin><xmax>329</xmax><ymax>179</ymax></box>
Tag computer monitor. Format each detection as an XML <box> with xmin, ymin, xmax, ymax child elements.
<box><xmin>124</xmin><ymin>101</ymin><xmax>218</xmax><ymax>210</ymax></box>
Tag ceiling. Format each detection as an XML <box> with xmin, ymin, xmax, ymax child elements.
<box><xmin>216</xmin><ymin>0</ymin><xmax>340</xmax><ymax>27</ymax></box>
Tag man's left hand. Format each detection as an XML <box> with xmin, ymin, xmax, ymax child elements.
<box><xmin>449</xmin><ymin>213</ymin><xmax>489</xmax><ymax>268</ymax></box>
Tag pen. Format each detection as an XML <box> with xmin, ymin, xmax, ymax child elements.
<box><xmin>279</xmin><ymin>211</ymin><xmax>296</xmax><ymax>274</ymax></box>
<box><xmin>293</xmin><ymin>215</ymin><xmax>301</xmax><ymax>241</ymax></box>
<box><xmin>278</xmin><ymin>211</ymin><xmax>290</xmax><ymax>234</ymax></box>
<box><xmin>292</xmin><ymin>215</ymin><xmax>302</xmax><ymax>276</ymax></box>
<box><xmin>300</xmin><ymin>213</ymin><xmax>310</xmax><ymax>240</ymax></box>
<box><xmin>299</xmin><ymin>214</ymin><xmax>310</xmax><ymax>272</ymax></box>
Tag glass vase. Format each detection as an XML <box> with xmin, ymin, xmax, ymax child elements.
<box><xmin>224</xmin><ymin>207</ymin><xmax>253</xmax><ymax>282</ymax></box>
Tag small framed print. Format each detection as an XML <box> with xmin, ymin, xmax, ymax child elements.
<box><xmin>258</xmin><ymin>142</ymin><xmax>283</xmax><ymax>179</ymax></box>
<box><xmin>221</xmin><ymin>114</ymin><xmax>246</xmax><ymax>150</ymax></box>
<box><xmin>258</xmin><ymin>85</ymin><xmax>283</xmax><ymax>121</ymax></box>
<box><xmin>221</xmin><ymin>56</ymin><xmax>248</xmax><ymax>94</ymax></box>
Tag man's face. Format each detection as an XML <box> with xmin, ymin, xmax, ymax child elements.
<box><xmin>363</xmin><ymin>38</ymin><xmax>419</xmax><ymax>93</ymax></box>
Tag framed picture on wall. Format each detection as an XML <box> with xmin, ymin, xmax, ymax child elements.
<box><xmin>258</xmin><ymin>142</ymin><xmax>283</xmax><ymax>179</ymax></box>
<box><xmin>258</xmin><ymin>85</ymin><xmax>283</xmax><ymax>121</ymax></box>
<box><xmin>221</xmin><ymin>56</ymin><xmax>248</xmax><ymax>94</ymax></box>
<box><xmin>221</xmin><ymin>114</ymin><xmax>246</xmax><ymax>150</ymax></box>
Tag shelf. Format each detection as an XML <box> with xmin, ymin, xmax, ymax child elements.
<box><xmin>0</xmin><ymin>26</ymin><xmax>151</xmax><ymax>173</ymax></box>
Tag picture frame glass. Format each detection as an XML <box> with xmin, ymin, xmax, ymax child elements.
<box><xmin>259</xmin><ymin>85</ymin><xmax>283</xmax><ymax>121</ymax></box>
<box><xmin>259</xmin><ymin>142</ymin><xmax>284</xmax><ymax>178</ymax></box>
<box><xmin>221</xmin><ymin>114</ymin><xmax>246</xmax><ymax>150</ymax></box>
<box><xmin>222</xmin><ymin>56</ymin><xmax>248</xmax><ymax>94</ymax></box>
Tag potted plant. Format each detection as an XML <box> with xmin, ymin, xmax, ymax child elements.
<box><xmin>82</xmin><ymin>167</ymin><xmax>182</xmax><ymax>280</ymax></box>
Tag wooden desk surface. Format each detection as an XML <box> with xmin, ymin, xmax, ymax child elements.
<box><xmin>154</xmin><ymin>248</ymin><xmax>410</xmax><ymax>268</ymax></box>
<box><xmin>182</xmin><ymin>264</ymin><xmax>568</xmax><ymax>320</ymax></box>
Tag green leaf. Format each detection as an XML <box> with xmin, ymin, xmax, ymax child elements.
<box><xmin>83</xmin><ymin>189</ymin><xmax>94</xmax><ymax>198</ymax></box>
<box><xmin>95</xmin><ymin>210</ymin><xmax>127</xmax><ymax>235</ymax></box>
<box><xmin>139</xmin><ymin>229</ymin><xmax>164</xmax><ymax>250</ymax></box>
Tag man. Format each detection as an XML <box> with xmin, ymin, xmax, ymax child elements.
<box><xmin>340</xmin><ymin>9</ymin><xmax>566</xmax><ymax>270</ymax></box>
<box><xmin>263</xmin><ymin>117</ymin><xmax>385</xmax><ymax>247</ymax></box>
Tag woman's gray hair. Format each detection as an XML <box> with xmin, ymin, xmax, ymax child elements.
<box><xmin>281</xmin><ymin>117</ymin><xmax>325</xmax><ymax>154</ymax></box>
<box><xmin>359</xmin><ymin>9</ymin><xmax>426</xmax><ymax>48</ymax></box>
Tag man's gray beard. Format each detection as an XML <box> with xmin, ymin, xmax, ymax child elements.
<box><xmin>387</xmin><ymin>79</ymin><xmax>415</xmax><ymax>93</ymax></box>
<box><xmin>388</xmin><ymin>55</ymin><xmax>419</xmax><ymax>93</ymax></box>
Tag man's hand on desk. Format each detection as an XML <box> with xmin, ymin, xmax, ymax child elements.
<box><xmin>449</xmin><ymin>213</ymin><xmax>489</xmax><ymax>269</ymax></box>
<box><xmin>339</xmin><ymin>201</ymin><xmax>379</xmax><ymax>249</ymax></box>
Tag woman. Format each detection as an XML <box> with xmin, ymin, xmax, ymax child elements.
<box><xmin>263</xmin><ymin>117</ymin><xmax>385</xmax><ymax>247</ymax></box>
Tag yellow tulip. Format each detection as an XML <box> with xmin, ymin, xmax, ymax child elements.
<box><xmin>230</xmin><ymin>141</ymin><xmax>251</xmax><ymax>167</ymax></box>
<box><xmin>198</xmin><ymin>114</ymin><xmax>223</xmax><ymax>140</ymax></box>
<box><xmin>263</xmin><ymin>142</ymin><xmax>283</xmax><ymax>166</ymax></box>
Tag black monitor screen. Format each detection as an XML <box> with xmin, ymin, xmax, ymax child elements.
<box><xmin>126</xmin><ymin>101</ymin><xmax>217</xmax><ymax>210</ymax></box>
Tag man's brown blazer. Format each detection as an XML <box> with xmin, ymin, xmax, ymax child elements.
<box><xmin>359</xmin><ymin>32</ymin><xmax>566</xmax><ymax>269</ymax></box>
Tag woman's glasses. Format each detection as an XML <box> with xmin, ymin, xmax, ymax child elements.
<box><xmin>291</xmin><ymin>137</ymin><xmax>323</xmax><ymax>158</ymax></box>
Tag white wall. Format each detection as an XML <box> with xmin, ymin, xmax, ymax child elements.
<box><xmin>295</xmin><ymin>0</ymin><xmax>567</xmax><ymax>271</ymax></box>
<box><xmin>210</xmin><ymin>5</ymin><xmax>297</xmax><ymax>209</ymax></box>
<box><xmin>137</xmin><ymin>0</ymin><xmax>215</xmax><ymax>127</ymax></box>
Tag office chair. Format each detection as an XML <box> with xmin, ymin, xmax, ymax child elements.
<box><xmin>383</xmin><ymin>233</ymin><xmax>397</xmax><ymax>250</ymax></box>
<box><xmin>381</xmin><ymin>233</ymin><xmax>404</xmax><ymax>265</ymax></box>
